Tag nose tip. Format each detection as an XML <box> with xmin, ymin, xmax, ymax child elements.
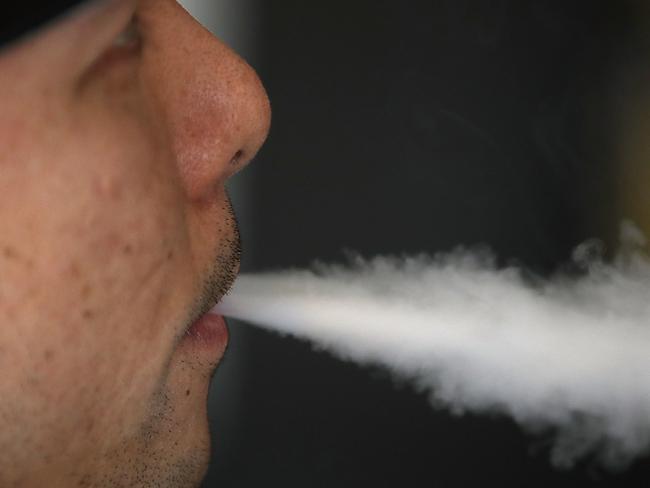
<box><xmin>173</xmin><ymin>47</ymin><xmax>271</xmax><ymax>200</ymax></box>
<box><xmin>224</xmin><ymin>58</ymin><xmax>272</xmax><ymax>177</ymax></box>
<box><xmin>145</xmin><ymin>1</ymin><xmax>271</xmax><ymax>200</ymax></box>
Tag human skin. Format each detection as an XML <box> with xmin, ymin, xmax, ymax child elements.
<box><xmin>0</xmin><ymin>0</ymin><xmax>270</xmax><ymax>486</ymax></box>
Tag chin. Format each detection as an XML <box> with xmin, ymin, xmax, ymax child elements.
<box><xmin>97</xmin><ymin>413</ymin><xmax>212</xmax><ymax>487</ymax></box>
<box><xmin>96</xmin><ymin>354</ymin><xmax>217</xmax><ymax>487</ymax></box>
<box><xmin>96</xmin><ymin>306</ymin><xmax>227</xmax><ymax>486</ymax></box>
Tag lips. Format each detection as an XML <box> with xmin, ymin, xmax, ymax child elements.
<box><xmin>187</xmin><ymin>312</ymin><xmax>227</xmax><ymax>341</ymax></box>
<box><xmin>181</xmin><ymin>312</ymin><xmax>229</xmax><ymax>360</ymax></box>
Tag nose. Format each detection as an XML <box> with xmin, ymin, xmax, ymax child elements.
<box><xmin>140</xmin><ymin>0</ymin><xmax>271</xmax><ymax>201</ymax></box>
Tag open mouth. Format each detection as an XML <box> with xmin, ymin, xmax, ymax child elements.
<box><xmin>180</xmin><ymin>276</ymin><xmax>235</xmax><ymax>353</ymax></box>
<box><xmin>178</xmin><ymin>204</ymin><xmax>240</xmax><ymax>358</ymax></box>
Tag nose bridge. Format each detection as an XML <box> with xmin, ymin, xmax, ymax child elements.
<box><xmin>144</xmin><ymin>1</ymin><xmax>271</xmax><ymax>200</ymax></box>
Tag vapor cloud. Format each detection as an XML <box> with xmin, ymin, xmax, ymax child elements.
<box><xmin>215</xmin><ymin>223</ymin><xmax>650</xmax><ymax>469</ymax></box>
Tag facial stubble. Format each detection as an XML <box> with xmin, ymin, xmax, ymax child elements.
<box><xmin>100</xmin><ymin>196</ymin><xmax>242</xmax><ymax>488</ymax></box>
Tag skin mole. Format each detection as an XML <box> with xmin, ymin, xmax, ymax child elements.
<box><xmin>81</xmin><ymin>284</ymin><xmax>93</xmax><ymax>300</ymax></box>
<box><xmin>67</xmin><ymin>262</ymin><xmax>82</xmax><ymax>279</ymax></box>
<box><xmin>2</xmin><ymin>246</ymin><xmax>33</xmax><ymax>268</ymax></box>
<box><xmin>2</xmin><ymin>246</ymin><xmax>18</xmax><ymax>260</ymax></box>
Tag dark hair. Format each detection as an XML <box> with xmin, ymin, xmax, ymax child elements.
<box><xmin>1</xmin><ymin>0</ymin><xmax>87</xmax><ymax>48</ymax></box>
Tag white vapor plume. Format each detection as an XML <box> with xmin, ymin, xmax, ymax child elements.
<box><xmin>214</xmin><ymin>223</ymin><xmax>650</xmax><ymax>469</ymax></box>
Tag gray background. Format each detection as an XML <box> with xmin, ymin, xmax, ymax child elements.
<box><xmin>181</xmin><ymin>1</ymin><xmax>650</xmax><ymax>486</ymax></box>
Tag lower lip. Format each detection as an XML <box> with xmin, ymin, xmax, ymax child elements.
<box><xmin>183</xmin><ymin>312</ymin><xmax>229</xmax><ymax>356</ymax></box>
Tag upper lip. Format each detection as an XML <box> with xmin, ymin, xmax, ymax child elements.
<box><xmin>183</xmin><ymin>194</ymin><xmax>241</xmax><ymax>332</ymax></box>
<box><xmin>181</xmin><ymin>291</ymin><xmax>226</xmax><ymax>341</ymax></box>
<box><xmin>185</xmin><ymin>260</ymin><xmax>240</xmax><ymax>332</ymax></box>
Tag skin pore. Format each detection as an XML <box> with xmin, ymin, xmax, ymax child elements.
<box><xmin>0</xmin><ymin>0</ymin><xmax>270</xmax><ymax>486</ymax></box>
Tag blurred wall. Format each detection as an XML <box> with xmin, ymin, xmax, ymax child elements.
<box><xmin>615</xmin><ymin>4</ymin><xmax>650</xmax><ymax>241</ymax></box>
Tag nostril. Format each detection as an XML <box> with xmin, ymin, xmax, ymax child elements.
<box><xmin>230</xmin><ymin>150</ymin><xmax>243</xmax><ymax>167</ymax></box>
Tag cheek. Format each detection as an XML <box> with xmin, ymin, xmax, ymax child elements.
<box><xmin>0</xmin><ymin>122</ymin><xmax>194</xmax><ymax>452</ymax></box>
<box><xmin>47</xmin><ymin>158</ymin><xmax>186</xmax><ymax>387</ymax></box>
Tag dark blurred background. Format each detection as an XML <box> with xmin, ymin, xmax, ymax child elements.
<box><xmin>177</xmin><ymin>1</ymin><xmax>650</xmax><ymax>486</ymax></box>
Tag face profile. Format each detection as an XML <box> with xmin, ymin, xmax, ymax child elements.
<box><xmin>0</xmin><ymin>0</ymin><xmax>270</xmax><ymax>486</ymax></box>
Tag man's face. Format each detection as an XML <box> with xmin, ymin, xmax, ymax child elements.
<box><xmin>0</xmin><ymin>0</ymin><xmax>270</xmax><ymax>485</ymax></box>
